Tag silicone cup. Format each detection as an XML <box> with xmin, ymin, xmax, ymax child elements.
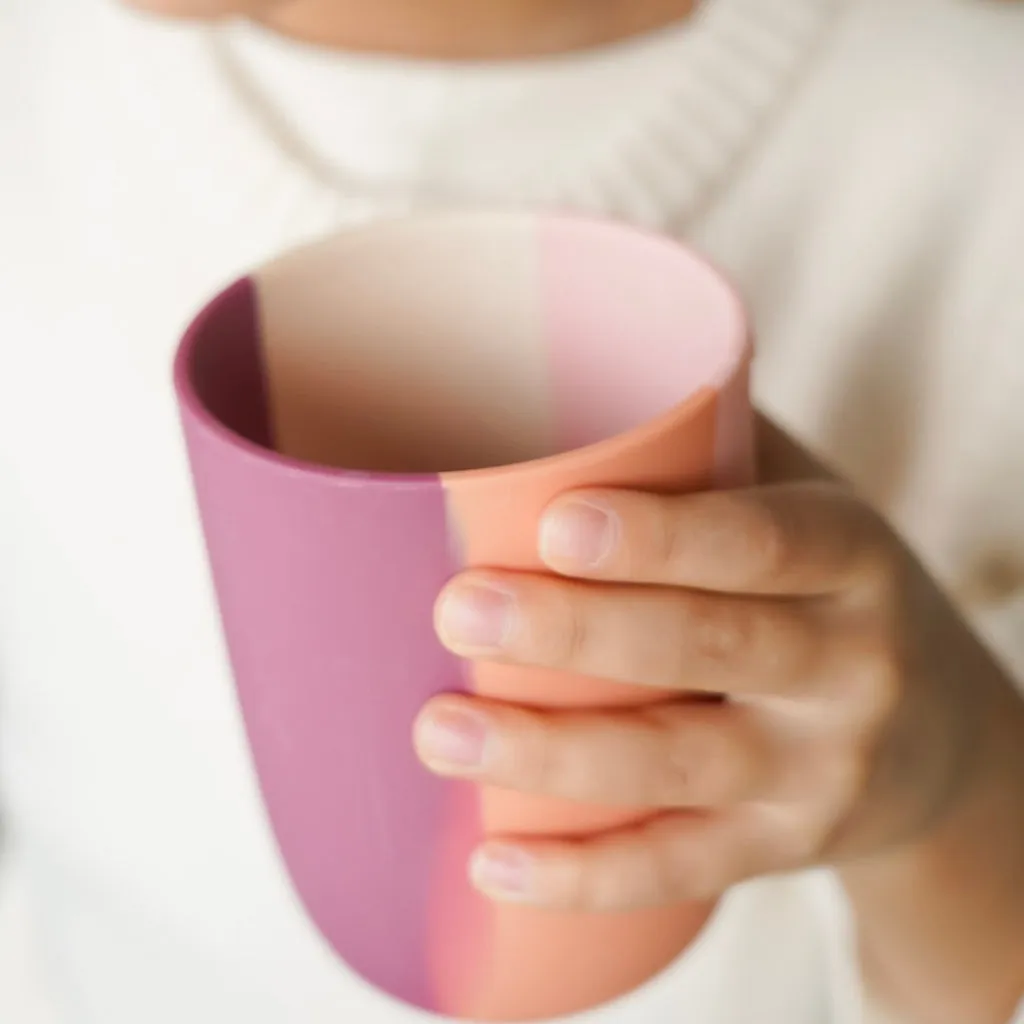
<box><xmin>174</xmin><ymin>212</ymin><xmax>753</xmax><ymax>1022</ymax></box>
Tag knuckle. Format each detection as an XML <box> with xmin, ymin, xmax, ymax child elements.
<box><xmin>661</xmin><ymin>734</ymin><xmax>704</xmax><ymax>805</ymax></box>
<box><xmin>535</xmin><ymin>850</ymin><xmax>583</xmax><ymax>912</ymax></box>
<box><xmin>794</xmin><ymin>751</ymin><xmax>869</xmax><ymax>860</ymax></box>
<box><xmin>510</xmin><ymin>714</ymin><xmax>560</xmax><ymax>792</ymax></box>
<box><xmin>792</xmin><ymin>821</ymin><xmax>829</xmax><ymax>866</ymax></box>
<box><xmin>557</xmin><ymin>855</ymin><xmax>593</xmax><ymax>912</ymax></box>
<box><xmin>742</xmin><ymin>501</ymin><xmax>795</xmax><ymax>584</ymax></box>
<box><xmin>685</xmin><ymin>597</ymin><xmax>754</xmax><ymax>671</ymax></box>
<box><xmin>758</xmin><ymin>605</ymin><xmax>815</xmax><ymax>690</ymax></box>
<box><xmin>659</xmin><ymin>717</ymin><xmax>731</xmax><ymax>806</ymax></box>
<box><xmin>572</xmin><ymin>845</ymin><xmax>647</xmax><ymax>913</ymax></box>
<box><xmin>650</xmin><ymin>503</ymin><xmax>688</xmax><ymax>574</ymax></box>
<box><xmin>643</xmin><ymin>818</ymin><xmax>698</xmax><ymax>902</ymax></box>
<box><xmin>769</xmin><ymin>804</ymin><xmax>829</xmax><ymax>867</ymax></box>
<box><xmin>637</xmin><ymin>610</ymin><xmax>692</xmax><ymax>688</ymax></box>
<box><xmin>848</xmin><ymin>639</ymin><xmax>903</xmax><ymax>725</ymax></box>
<box><xmin>647</xmin><ymin>814</ymin><xmax>744</xmax><ymax>901</ymax></box>
<box><xmin>536</xmin><ymin>590</ymin><xmax>591</xmax><ymax>671</ymax></box>
<box><xmin>508</xmin><ymin>715</ymin><xmax>617</xmax><ymax>804</ymax></box>
<box><xmin>597</xmin><ymin>862</ymin><xmax>651</xmax><ymax>913</ymax></box>
<box><xmin>816</xmin><ymin>743</ymin><xmax>870</xmax><ymax>813</ymax></box>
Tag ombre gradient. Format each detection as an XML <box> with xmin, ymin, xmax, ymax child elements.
<box><xmin>175</xmin><ymin>213</ymin><xmax>752</xmax><ymax>1020</ymax></box>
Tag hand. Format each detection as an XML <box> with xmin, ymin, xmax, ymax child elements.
<box><xmin>413</xmin><ymin>428</ymin><xmax>1023</xmax><ymax>920</ymax></box>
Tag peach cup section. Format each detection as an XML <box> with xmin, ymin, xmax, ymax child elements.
<box><xmin>174</xmin><ymin>213</ymin><xmax>752</xmax><ymax>1021</ymax></box>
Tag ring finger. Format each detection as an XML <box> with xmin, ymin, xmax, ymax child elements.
<box><xmin>414</xmin><ymin>696</ymin><xmax>776</xmax><ymax>808</ymax></box>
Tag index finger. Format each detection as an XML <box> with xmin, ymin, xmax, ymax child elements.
<box><xmin>539</xmin><ymin>483</ymin><xmax>883</xmax><ymax>595</ymax></box>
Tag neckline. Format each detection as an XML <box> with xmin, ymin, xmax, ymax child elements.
<box><xmin>207</xmin><ymin>0</ymin><xmax>847</xmax><ymax>224</ymax></box>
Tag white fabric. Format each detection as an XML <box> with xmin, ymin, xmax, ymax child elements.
<box><xmin>1</xmin><ymin>0</ymin><xmax>1023</xmax><ymax>1021</ymax></box>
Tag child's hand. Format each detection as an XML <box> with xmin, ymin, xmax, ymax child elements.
<box><xmin>414</xmin><ymin>475</ymin><xmax>1018</xmax><ymax>913</ymax></box>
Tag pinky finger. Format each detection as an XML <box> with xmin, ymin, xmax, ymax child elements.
<box><xmin>470</xmin><ymin>811</ymin><xmax>784</xmax><ymax>913</ymax></box>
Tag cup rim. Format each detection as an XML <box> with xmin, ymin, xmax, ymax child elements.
<box><xmin>174</xmin><ymin>210</ymin><xmax>752</xmax><ymax>493</ymax></box>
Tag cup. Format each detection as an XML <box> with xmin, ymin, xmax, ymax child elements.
<box><xmin>174</xmin><ymin>212</ymin><xmax>753</xmax><ymax>1021</ymax></box>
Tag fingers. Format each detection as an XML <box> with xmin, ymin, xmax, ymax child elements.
<box><xmin>419</xmin><ymin>479</ymin><xmax>894</xmax><ymax>912</ymax></box>
<box><xmin>538</xmin><ymin>483</ymin><xmax>884</xmax><ymax>596</ymax></box>
<box><xmin>467</xmin><ymin>810</ymin><xmax>794</xmax><ymax>911</ymax></box>
<box><xmin>435</xmin><ymin>572</ymin><xmax>827</xmax><ymax>698</ymax></box>
<box><xmin>414</xmin><ymin>696</ymin><xmax>773</xmax><ymax>808</ymax></box>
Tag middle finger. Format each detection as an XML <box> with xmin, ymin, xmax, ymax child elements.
<box><xmin>436</xmin><ymin>573</ymin><xmax>825</xmax><ymax>699</ymax></box>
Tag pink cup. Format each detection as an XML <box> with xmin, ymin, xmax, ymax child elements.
<box><xmin>175</xmin><ymin>212</ymin><xmax>753</xmax><ymax>1021</ymax></box>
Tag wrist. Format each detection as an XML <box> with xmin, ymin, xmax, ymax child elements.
<box><xmin>842</xmin><ymin>654</ymin><xmax>1024</xmax><ymax>1023</ymax></box>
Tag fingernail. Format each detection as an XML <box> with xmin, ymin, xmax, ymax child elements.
<box><xmin>541</xmin><ymin>500</ymin><xmax>617</xmax><ymax>568</ymax></box>
<box><xmin>437</xmin><ymin>583</ymin><xmax>515</xmax><ymax>652</ymax></box>
<box><xmin>416</xmin><ymin>708</ymin><xmax>491</xmax><ymax>773</ymax></box>
<box><xmin>470</xmin><ymin>845</ymin><xmax>534</xmax><ymax>901</ymax></box>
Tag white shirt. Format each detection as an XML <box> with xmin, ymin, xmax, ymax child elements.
<box><xmin>1</xmin><ymin>1</ymin><xmax>1023</xmax><ymax>1022</ymax></box>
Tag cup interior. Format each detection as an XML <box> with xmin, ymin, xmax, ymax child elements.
<box><xmin>186</xmin><ymin>213</ymin><xmax>747</xmax><ymax>476</ymax></box>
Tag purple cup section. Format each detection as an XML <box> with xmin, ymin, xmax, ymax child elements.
<box><xmin>178</xmin><ymin>280</ymin><xmax>477</xmax><ymax>1012</ymax></box>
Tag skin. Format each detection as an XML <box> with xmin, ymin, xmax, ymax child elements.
<box><xmin>416</xmin><ymin>421</ymin><xmax>1024</xmax><ymax>1023</ymax></box>
<box><xmin>123</xmin><ymin>2</ymin><xmax>1024</xmax><ymax>1019</ymax></box>
<box><xmin>121</xmin><ymin>0</ymin><xmax>699</xmax><ymax>58</ymax></box>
